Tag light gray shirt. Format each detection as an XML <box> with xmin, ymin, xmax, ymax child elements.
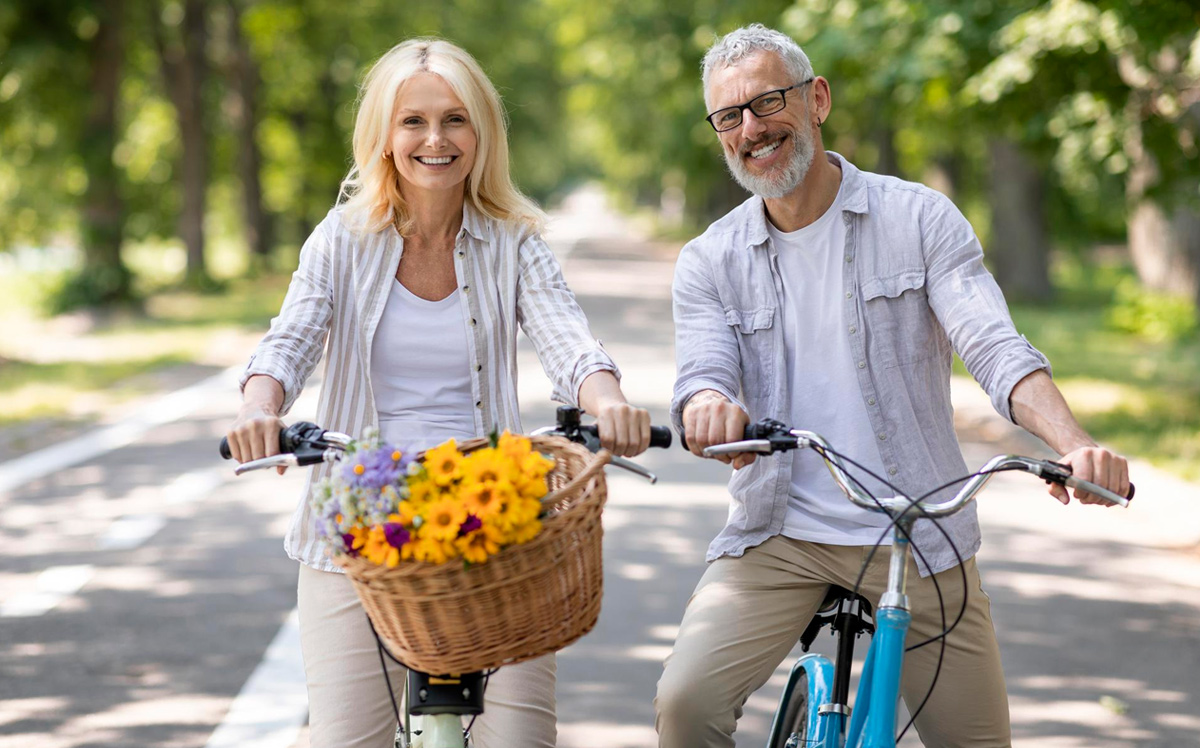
<box><xmin>243</xmin><ymin>203</ymin><xmax>618</xmax><ymax>572</ymax></box>
<box><xmin>671</xmin><ymin>153</ymin><xmax>1050</xmax><ymax>576</ymax></box>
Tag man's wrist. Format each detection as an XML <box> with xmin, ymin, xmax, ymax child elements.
<box><xmin>683</xmin><ymin>389</ymin><xmax>730</xmax><ymax>414</ymax></box>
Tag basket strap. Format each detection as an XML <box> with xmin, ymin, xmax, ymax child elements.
<box><xmin>540</xmin><ymin>449</ymin><xmax>610</xmax><ymax>508</ymax></box>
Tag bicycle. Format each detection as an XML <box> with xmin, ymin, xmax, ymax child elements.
<box><xmin>700</xmin><ymin>418</ymin><xmax>1134</xmax><ymax>748</ymax></box>
<box><xmin>220</xmin><ymin>405</ymin><xmax>672</xmax><ymax>747</ymax></box>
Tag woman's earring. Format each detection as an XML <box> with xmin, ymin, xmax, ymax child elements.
<box><xmin>817</xmin><ymin>118</ymin><xmax>823</xmax><ymax>129</ymax></box>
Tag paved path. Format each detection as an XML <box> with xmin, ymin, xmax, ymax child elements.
<box><xmin>2</xmin><ymin>193</ymin><xmax>1198</xmax><ymax>747</ymax></box>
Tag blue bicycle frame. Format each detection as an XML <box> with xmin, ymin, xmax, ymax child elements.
<box><xmin>767</xmin><ymin>533</ymin><xmax>915</xmax><ymax>748</ymax></box>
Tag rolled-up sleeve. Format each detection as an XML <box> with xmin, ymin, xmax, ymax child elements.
<box><xmin>921</xmin><ymin>192</ymin><xmax>1050</xmax><ymax>422</ymax></box>
<box><xmin>240</xmin><ymin>220</ymin><xmax>335</xmax><ymax>415</ymax></box>
<box><xmin>515</xmin><ymin>233</ymin><xmax>618</xmax><ymax>405</ymax></box>
<box><xmin>670</xmin><ymin>240</ymin><xmax>747</xmax><ymax>433</ymax></box>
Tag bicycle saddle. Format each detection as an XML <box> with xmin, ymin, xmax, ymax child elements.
<box><xmin>799</xmin><ymin>586</ymin><xmax>875</xmax><ymax>652</ymax></box>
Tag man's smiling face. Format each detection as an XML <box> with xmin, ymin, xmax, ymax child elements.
<box><xmin>706</xmin><ymin>51</ymin><xmax>816</xmax><ymax>199</ymax></box>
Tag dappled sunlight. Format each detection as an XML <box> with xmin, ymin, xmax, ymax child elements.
<box><xmin>0</xmin><ymin>697</ymin><xmax>67</xmax><ymax>730</ymax></box>
<box><xmin>558</xmin><ymin>721</ymin><xmax>657</xmax><ymax>748</ymax></box>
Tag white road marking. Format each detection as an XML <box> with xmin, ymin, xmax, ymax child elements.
<box><xmin>0</xmin><ymin>364</ymin><xmax>242</xmax><ymax>496</ymax></box>
<box><xmin>97</xmin><ymin>514</ymin><xmax>169</xmax><ymax>551</ymax></box>
<box><xmin>1</xmin><ymin>565</ymin><xmax>95</xmax><ymax>618</ymax></box>
<box><xmin>204</xmin><ymin>609</ymin><xmax>308</xmax><ymax>748</ymax></box>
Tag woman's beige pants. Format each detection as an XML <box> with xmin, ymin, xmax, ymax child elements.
<box><xmin>297</xmin><ymin>564</ymin><xmax>556</xmax><ymax>747</ymax></box>
<box><xmin>655</xmin><ymin>535</ymin><xmax>1012</xmax><ymax>748</ymax></box>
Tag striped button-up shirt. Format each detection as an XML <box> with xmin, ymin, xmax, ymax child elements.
<box><xmin>242</xmin><ymin>203</ymin><xmax>618</xmax><ymax>571</ymax></box>
<box><xmin>671</xmin><ymin>153</ymin><xmax>1050</xmax><ymax>576</ymax></box>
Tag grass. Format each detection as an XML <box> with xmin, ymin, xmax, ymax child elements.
<box><xmin>0</xmin><ymin>266</ymin><xmax>291</xmax><ymax>429</ymax></box>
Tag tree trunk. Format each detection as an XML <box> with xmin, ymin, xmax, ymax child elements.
<box><xmin>871</xmin><ymin>123</ymin><xmax>901</xmax><ymax>178</ymax></box>
<box><xmin>987</xmin><ymin>138</ymin><xmax>1054</xmax><ymax>303</ymax></box>
<box><xmin>226</xmin><ymin>0</ymin><xmax>272</xmax><ymax>262</ymax></box>
<box><xmin>153</xmin><ymin>0</ymin><xmax>210</xmax><ymax>284</ymax></box>
<box><xmin>1126</xmin><ymin>120</ymin><xmax>1200</xmax><ymax>305</ymax></box>
<box><xmin>80</xmin><ymin>0</ymin><xmax>131</xmax><ymax>303</ymax></box>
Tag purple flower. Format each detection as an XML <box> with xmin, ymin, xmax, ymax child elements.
<box><xmin>341</xmin><ymin>444</ymin><xmax>413</xmax><ymax>490</ymax></box>
<box><xmin>342</xmin><ymin>533</ymin><xmax>360</xmax><ymax>557</ymax></box>
<box><xmin>384</xmin><ymin>522</ymin><xmax>409</xmax><ymax>548</ymax></box>
<box><xmin>458</xmin><ymin>514</ymin><xmax>482</xmax><ymax>537</ymax></box>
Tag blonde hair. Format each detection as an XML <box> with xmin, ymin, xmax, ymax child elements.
<box><xmin>337</xmin><ymin>38</ymin><xmax>545</xmax><ymax>235</ymax></box>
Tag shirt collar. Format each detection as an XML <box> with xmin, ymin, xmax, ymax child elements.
<box><xmin>460</xmin><ymin>201</ymin><xmax>490</xmax><ymax>242</ymax></box>
<box><xmin>745</xmin><ymin>150</ymin><xmax>868</xmax><ymax>249</ymax></box>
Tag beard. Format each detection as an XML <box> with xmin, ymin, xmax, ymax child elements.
<box><xmin>724</xmin><ymin>126</ymin><xmax>815</xmax><ymax>199</ymax></box>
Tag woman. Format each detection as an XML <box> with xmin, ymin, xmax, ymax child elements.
<box><xmin>225</xmin><ymin>38</ymin><xmax>652</xmax><ymax>747</ymax></box>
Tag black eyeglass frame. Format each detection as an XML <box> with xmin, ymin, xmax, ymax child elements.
<box><xmin>705</xmin><ymin>78</ymin><xmax>815</xmax><ymax>133</ymax></box>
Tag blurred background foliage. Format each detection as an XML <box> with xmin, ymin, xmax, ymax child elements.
<box><xmin>0</xmin><ymin>0</ymin><xmax>1197</xmax><ymax>473</ymax></box>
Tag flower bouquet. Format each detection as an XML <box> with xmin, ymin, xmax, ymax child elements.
<box><xmin>310</xmin><ymin>429</ymin><xmax>555</xmax><ymax>567</ymax></box>
<box><xmin>310</xmin><ymin>428</ymin><xmax>612</xmax><ymax>674</ymax></box>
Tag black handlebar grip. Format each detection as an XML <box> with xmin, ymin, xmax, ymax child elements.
<box><xmin>649</xmin><ymin>426</ymin><xmax>672</xmax><ymax>449</ymax></box>
<box><xmin>219</xmin><ymin>425</ymin><xmax>301</xmax><ymax>460</ymax></box>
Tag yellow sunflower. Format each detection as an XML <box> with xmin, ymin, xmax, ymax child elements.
<box><xmin>406</xmin><ymin>477</ymin><xmax>441</xmax><ymax>506</ymax></box>
<box><xmin>497</xmin><ymin>431</ymin><xmax>532</xmax><ymax>462</ymax></box>
<box><xmin>420</xmin><ymin>497</ymin><xmax>468</xmax><ymax>542</ymax></box>
<box><xmin>423</xmin><ymin>440</ymin><xmax>465</xmax><ymax>486</ymax></box>
<box><xmin>509</xmin><ymin>516</ymin><xmax>542</xmax><ymax>545</ymax></box>
<box><xmin>455</xmin><ymin>523</ymin><xmax>504</xmax><ymax>564</ymax></box>
<box><xmin>461</xmin><ymin>480</ymin><xmax>515</xmax><ymax>519</ymax></box>
<box><xmin>462</xmin><ymin>449</ymin><xmax>512</xmax><ymax>486</ymax></box>
<box><xmin>363</xmin><ymin>525</ymin><xmax>401</xmax><ymax>567</ymax></box>
<box><xmin>411</xmin><ymin>535</ymin><xmax>455</xmax><ymax>564</ymax></box>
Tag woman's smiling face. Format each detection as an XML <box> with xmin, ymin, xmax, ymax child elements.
<box><xmin>387</xmin><ymin>72</ymin><xmax>478</xmax><ymax>197</ymax></box>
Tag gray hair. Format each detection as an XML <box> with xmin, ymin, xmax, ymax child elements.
<box><xmin>701</xmin><ymin>24</ymin><xmax>814</xmax><ymax>108</ymax></box>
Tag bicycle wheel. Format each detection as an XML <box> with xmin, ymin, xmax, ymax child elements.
<box><xmin>771</xmin><ymin>669</ymin><xmax>810</xmax><ymax>748</ymax></box>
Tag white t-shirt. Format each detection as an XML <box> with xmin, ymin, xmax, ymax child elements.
<box><xmin>370</xmin><ymin>280</ymin><xmax>478</xmax><ymax>452</ymax></box>
<box><xmin>769</xmin><ymin>183</ymin><xmax>895</xmax><ymax>544</ymax></box>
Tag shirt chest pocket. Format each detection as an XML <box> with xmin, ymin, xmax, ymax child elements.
<box><xmin>859</xmin><ymin>271</ymin><xmax>939</xmax><ymax>368</ymax></box>
<box><xmin>724</xmin><ymin>306</ymin><xmax>775</xmax><ymax>395</ymax></box>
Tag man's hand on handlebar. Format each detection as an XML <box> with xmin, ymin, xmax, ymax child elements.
<box><xmin>1052</xmin><ymin>445</ymin><xmax>1130</xmax><ymax>507</ymax></box>
<box><xmin>682</xmin><ymin>390</ymin><xmax>756</xmax><ymax>469</ymax></box>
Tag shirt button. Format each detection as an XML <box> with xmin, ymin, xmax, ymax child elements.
<box><xmin>878</xmin><ymin>433</ymin><xmax>887</xmax><ymax>441</ymax></box>
<box><xmin>475</xmin><ymin>400</ymin><xmax>482</xmax><ymax>408</ymax></box>
<box><xmin>857</xmin><ymin>361</ymin><xmax>866</xmax><ymax>369</ymax></box>
<box><xmin>868</xmin><ymin>397</ymin><xmax>876</xmax><ymax>406</ymax></box>
<box><xmin>462</xmin><ymin>285</ymin><xmax>470</xmax><ymax>292</ymax></box>
<box><xmin>845</xmin><ymin>292</ymin><xmax>853</xmax><ymax>300</ymax></box>
<box><xmin>849</xmin><ymin>325</ymin><xmax>856</xmax><ymax>334</ymax></box>
<box><xmin>888</xmin><ymin>467</ymin><xmax>898</xmax><ymax>476</ymax></box>
<box><xmin>845</xmin><ymin>255</ymin><xmax>853</xmax><ymax>263</ymax></box>
<box><xmin>476</xmin><ymin>364</ymin><xmax>482</xmax><ymax>372</ymax></box>
<box><xmin>470</xmin><ymin>318</ymin><xmax>477</xmax><ymax>326</ymax></box>
<box><xmin>457</xmin><ymin>251</ymin><xmax>465</xmax><ymax>258</ymax></box>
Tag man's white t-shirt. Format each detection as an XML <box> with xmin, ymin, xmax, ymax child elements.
<box><xmin>768</xmin><ymin>181</ymin><xmax>895</xmax><ymax>544</ymax></box>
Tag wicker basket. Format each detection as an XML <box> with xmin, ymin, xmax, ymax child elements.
<box><xmin>334</xmin><ymin>434</ymin><xmax>610</xmax><ymax>674</ymax></box>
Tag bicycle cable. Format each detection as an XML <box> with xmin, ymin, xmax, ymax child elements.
<box><xmin>808</xmin><ymin>443</ymin><xmax>1028</xmax><ymax>741</ymax></box>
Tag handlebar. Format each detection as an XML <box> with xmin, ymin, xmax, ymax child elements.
<box><xmin>222</xmin><ymin>406</ymin><xmax>671</xmax><ymax>481</ymax></box>
<box><xmin>698</xmin><ymin>419</ymin><xmax>1134</xmax><ymax>515</ymax></box>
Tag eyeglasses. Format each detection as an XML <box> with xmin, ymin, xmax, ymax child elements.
<box><xmin>705</xmin><ymin>79</ymin><xmax>814</xmax><ymax>133</ymax></box>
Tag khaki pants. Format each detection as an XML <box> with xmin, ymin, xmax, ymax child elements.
<box><xmin>297</xmin><ymin>564</ymin><xmax>557</xmax><ymax>748</ymax></box>
<box><xmin>654</xmin><ymin>535</ymin><xmax>1011</xmax><ymax>747</ymax></box>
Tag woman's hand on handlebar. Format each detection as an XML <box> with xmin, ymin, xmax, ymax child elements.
<box><xmin>683</xmin><ymin>390</ymin><xmax>755</xmax><ymax>469</ymax></box>
<box><xmin>227</xmin><ymin>405</ymin><xmax>287</xmax><ymax>474</ymax></box>
<box><xmin>1052</xmin><ymin>445</ymin><xmax>1130</xmax><ymax>507</ymax></box>
<box><xmin>594</xmin><ymin>402</ymin><xmax>652</xmax><ymax>457</ymax></box>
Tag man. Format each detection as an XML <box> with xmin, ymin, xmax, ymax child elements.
<box><xmin>656</xmin><ymin>23</ymin><xmax>1131</xmax><ymax>748</ymax></box>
